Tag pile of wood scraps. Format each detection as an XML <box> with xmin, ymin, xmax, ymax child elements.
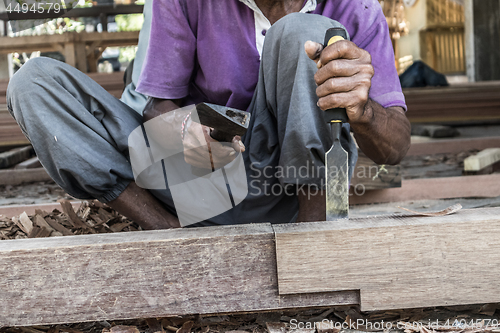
<box><xmin>1</xmin><ymin>292</ymin><xmax>500</xmax><ymax>333</ymax></box>
<box><xmin>0</xmin><ymin>200</ymin><xmax>138</xmax><ymax>240</ymax></box>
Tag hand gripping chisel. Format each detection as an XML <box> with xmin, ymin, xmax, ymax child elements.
<box><xmin>323</xmin><ymin>27</ymin><xmax>349</xmax><ymax>221</ymax></box>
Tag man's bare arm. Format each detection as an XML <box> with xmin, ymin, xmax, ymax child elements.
<box><xmin>350</xmin><ymin>102</ymin><xmax>410</xmax><ymax>165</ymax></box>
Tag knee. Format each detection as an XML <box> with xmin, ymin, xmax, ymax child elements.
<box><xmin>7</xmin><ymin>57</ymin><xmax>56</xmax><ymax>106</ymax></box>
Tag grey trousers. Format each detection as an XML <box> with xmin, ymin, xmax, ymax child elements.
<box><xmin>7</xmin><ymin>13</ymin><xmax>357</xmax><ymax>226</ymax></box>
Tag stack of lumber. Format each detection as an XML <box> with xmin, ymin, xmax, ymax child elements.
<box><xmin>0</xmin><ymin>72</ymin><xmax>124</xmax><ymax>146</ymax></box>
<box><xmin>404</xmin><ymin>81</ymin><xmax>500</xmax><ymax>124</ymax></box>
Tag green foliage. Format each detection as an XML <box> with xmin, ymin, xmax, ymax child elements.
<box><xmin>119</xmin><ymin>46</ymin><xmax>138</xmax><ymax>63</ymax></box>
<box><xmin>115</xmin><ymin>13</ymin><xmax>144</xmax><ymax>32</ymax></box>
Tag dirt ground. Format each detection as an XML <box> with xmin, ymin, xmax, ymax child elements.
<box><xmin>2</xmin><ymin>303</ymin><xmax>500</xmax><ymax>333</ymax></box>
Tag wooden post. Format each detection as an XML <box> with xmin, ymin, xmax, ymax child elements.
<box><xmin>63</xmin><ymin>42</ymin><xmax>76</xmax><ymax>68</ymax></box>
<box><xmin>100</xmin><ymin>12</ymin><xmax>108</xmax><ymax>32</ymax></box>
<box><xmin>74</xmin><ymin>42</ymin><xmax>88</xmax><ymax>72</ymax></box>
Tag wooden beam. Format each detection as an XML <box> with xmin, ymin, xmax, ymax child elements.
<box><xmin>0</xmin><ymin>167</ymin><xmax>52</xmax><ymax>185</ymax></box>
<box><xmin>0</xmin><ymin>224</ymin><xmax>358</xmax><ymax>327</ymax></box>
<box><xmin>464</xmin><ymin>148</ymin><xmax>500</xmax><ymax>171</ymax></box>
<box><xmin>350</xmin><ymin>174</ymin><xmax>500</xmax><ymax>205</ymax></box>
<box><xmin>0</xmin><ymin>201</ymin><xmax>81</xmax><ymax>218</ymax></box>
<box><xmin>404</xmin><ymin>81</ymin><xmax>500</xmax><ymax>124</ymax></box>
<box><xmin>14</xmin><ymin>156</ymin><xmax>42</xmax><ymax>169</ymax></box>
<box><xmin>0</xmin><ymin>145</ymin><xmax>32</xmax><ymax>169</ymax></box>
<box><xmin>274</xmin><ymin>207</ymin><xmax>500</xmax><ymax>311</ymax></box>
<box><xmin>74</xmin><ymin>42</ymin><xmax>88</xmax><ymax>73</ymax></box>
<box><xmin>407</xmin><ymin>136</ymin><xmax>500</xmax><ymax>156</ymax></box>
<box><xmin>0</xmin><ymin>31</ymin><xmax>139</xmax><ymax>55</ymax></box>
<box><xmin>0</xmin><ymin>4</ymin><xmax>144</xmax><ymax>21</ymax></box>
<box><xmin>63</xmin><ymin>42</ymin><xmax>76</xmax><ymax>68</ymax></box>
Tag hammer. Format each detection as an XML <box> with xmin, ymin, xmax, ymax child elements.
<box><xmin>191</xmin><ymin>103</ymin><xmax>251</xmax><ymax>208</ymax></box>
<box><xmin>195</xmin><ymin>103</ymin><xmax>251</xmax><ymax>144</ymax></box>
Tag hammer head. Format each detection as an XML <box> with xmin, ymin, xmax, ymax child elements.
<box><xmin>195</xmin><ymin>103</ymin><xmax>251</xmax><ymax>138</ymax></box>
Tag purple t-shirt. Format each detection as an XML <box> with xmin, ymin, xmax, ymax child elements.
<box><xmin>136</xmin><ymin>0</ymin><xmax>406</xmax><ymax>112</ymax></box>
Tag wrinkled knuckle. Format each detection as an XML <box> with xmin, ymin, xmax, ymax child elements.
<box><xmin>329</xmin><ymin>78</ymin><xmax>337</xmax><ymax>91</ymax></box>
<box><xmin>329</xmin><ymin>94</ymin><xmax>340</xmax><ymax>107</ymax></box>
<box><xmin>357</xmin><ymin>90</ymin><xmax>368</xmax><ymax>102</ymax></box>
<box><xmin>314</xmin><ymin>71</ymin><xmax>321</xmax><ymax>85</ymax></box>
<box><xmin>327</xmin><ymin>61</ymin><xmax>338</xmax><ymax>75</ymax></box>
<box><xmin>367</xmin><ymin>64</ymin><xmax>375</xmax><ymax>76</ymax></box>
<box><xmin>318</xmin><ymin>98</ymin><xmax>327</xmax><ymax>110</ymax></box>
<box><xmin>360</xmin><ymin>77</ymin><xmax>371</xmax><ymax>87</ymax></box>
<box><xmin>316</xmin><ymin>86</ymin><xmax>323</xmax><ymax>98</ymax></box>
<box><xmin>365</xmin><ymin>52</ymin><xmax>372</xmax><ymax>64</ymax></box>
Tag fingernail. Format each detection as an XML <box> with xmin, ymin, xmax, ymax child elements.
<box><xmin>317</xmin><ymin>60</ymin><xmax>322</xmax><ymax>68</ymax></box>
<box><xmin>229</xmin><ymin>151</ymin><xmax>236</xmax><ymax>156</ymax></box>
<box><xmin>238</xmin><ymin>140</ymin><xmax>244</xmax><ymax>148</ymax></box>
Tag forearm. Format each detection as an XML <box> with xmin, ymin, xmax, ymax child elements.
<box><xmin>142</xmin><ymin>97</ymin><xmax>183</xmax><ymax>123</ymax></box>
<box><xmin>350</xmin><ymin>99</ymin><xmax>411</xmax><ymax>165</ymax></box>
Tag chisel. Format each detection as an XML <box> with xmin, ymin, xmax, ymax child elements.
<box><xmin>323</xmin><ymin>27</ymin><xmax>349</xmax><ymax>221</ymax></box>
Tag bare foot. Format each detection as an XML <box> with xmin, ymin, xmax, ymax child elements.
<box><xmin>107</xmin><ymin>181</ymin><xmax>181</xmax><ymax>230</ymax></box>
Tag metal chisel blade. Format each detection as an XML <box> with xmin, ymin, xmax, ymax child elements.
<box><xmin>325</xmin><ymin>125</ymin><xmax>349</xmax><ymax>221</ymax></box>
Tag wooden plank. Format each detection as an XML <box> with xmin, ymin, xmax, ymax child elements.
<box><xmin>0</xmin><ymin>202</ymin><xmax>82</xmax><ymax>219</ymax></box>
<box><xmin>0</xmin><ymin>224</ymin><xmax>358</xmax><ymax>327</ymax></box>
<box><xmin>0</xmin><ymin>31</ymin><xmax>139</xmax><ymax>55</ymax></box>
<box><xmin>274</xmin><ymin>207</ymin><xmax>500</xmax><ymax>311</ymax></box>
<box><xmin>14</xmin><ymin>156</ymin><xmax>42</xmax><ymax>169</ymax></box>
<box><xmin>0</xmin><ymin>145</ymin><xmax>32</xmax><ymax>168</ymax></box>
<box><xmin>464</xmin><ymin>148</ymin><xmax>500</xmax><ymax>171</ymax></box>
<box><xmin>0</xmin><ymin>4</ymin><xmax>144</xmax><ymax>21</ymax></box>
<box><xmin>0</xmin><ymin>167</ymin><xmax>52</xmax><ymax>185</ymax></box>
<box><xmin>407</xmin><ymin>136</ymin><xmax>500</xmax><ymax>156</ymax></box>
<box><xmin>404</xmin><ymin>81</ymin><xmax>500</xmax><ymax>124</ymax></box>
<box><xmin>349</xmin><ymin>174</ymin><xmax>500</xmax><ymax>205</ymax></box>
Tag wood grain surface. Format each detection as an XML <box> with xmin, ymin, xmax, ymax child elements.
<box><xmin>407</xmin><ymin>136</ymin><xmax>500</xmax><ymax>156</ymax></box>
<box><xmin>464</xmin><ymin>148</ymin><xmax>500</xmax><ymax>171</ymax></box>
<box><xmin>274</xmin><ymin>207</ymin><xmax>500</xmax><ymax>311</ymax></box>
<box><xmin>349</xmin><ymin>173</ymin><xmax>500</xmax><ymax>205</ymax></box>
<box><xmin>0</xmin><ymin>223</ymin><xmax>358</xmax><ymax>327</ymax></box>
<box><xmin>0</xmin><ymin>168</ymin><xmax>52</xmax><ymax>185</ymax></box>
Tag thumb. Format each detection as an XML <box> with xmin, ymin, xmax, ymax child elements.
<box><xmin>231</xmin><ymin>135</ymin><xmax>246</xmax><ymax>153</ymax></box>
<box><xmin>304</xmin><ymin>40</ymin><xmax>323</xmax><ymax>64</ymax></box>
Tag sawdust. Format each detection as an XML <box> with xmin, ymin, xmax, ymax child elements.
<box><xmin>1</xmin><ymin>305</ymin><xmax>500</xmax><ymax>333</ymax></box>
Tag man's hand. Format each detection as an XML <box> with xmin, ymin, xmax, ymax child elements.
<box><xmin>183</xmin><ymin>120</ymin><xmax>245</xmax><ymax>170</ymax></box>
<box><xmin>304</xmin><ymin>39</ymin><xmax>411</xmax><ymax>165</ymax></box>
<box><xmin>304</xmin><ymin>40</ymin><xmax>374</xmax><ymax>123</ymax></box>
